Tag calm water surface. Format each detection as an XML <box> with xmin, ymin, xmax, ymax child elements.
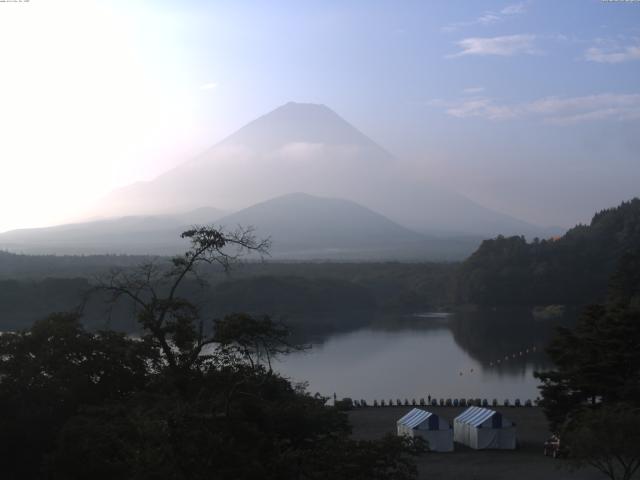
<box><xmin>275</xmin><ymin>310</ymin><xmax>568</xmax><ymax>403</ymax></box>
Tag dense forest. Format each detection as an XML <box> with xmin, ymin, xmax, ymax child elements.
<box><xmin>0</xmin><ymin>260</ymin><xmax>455</xmax><ymax>332</ymax></box>
<box><xmin>455</xmin><ymin>199</ymin><xmax>640</xmax><ymax>306</ymax></box>
<box><xmin>0</xmin><ymin>251</ymin><xmax>151</xmax><ymax>279</ymax></box>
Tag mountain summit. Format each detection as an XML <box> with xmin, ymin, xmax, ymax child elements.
<box><xmin>218</xmin><ymin>102</ymin><xmax>388</xmax><ymax>153</ymax></box>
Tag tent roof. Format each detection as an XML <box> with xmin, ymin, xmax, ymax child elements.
<box><xmin>455</xmin><ymin>406</ymin><xmax>498</xmax><ymax>427</ymax></box>
<box><xmin>397</xmin><ymin>408</ymin><xmax>434</xmax><ymax>429</ymax></box>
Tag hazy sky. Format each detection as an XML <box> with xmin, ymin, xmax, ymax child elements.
<box><xmin>1</xmin><ymin>0</ymin><xmax>639</xmax><ymax>232</ymax></box>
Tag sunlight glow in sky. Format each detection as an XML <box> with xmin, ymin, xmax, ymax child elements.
<box><xmin>0</xmin><ymin>1</ymin><xmax>206</xmax><ymax>231</ymax></box>
<box><xmin>1</xmin><ymin>0</ymin><xmax>639</xmax><ymax>232</ymax></box>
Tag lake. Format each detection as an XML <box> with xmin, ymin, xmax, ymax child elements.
<box><xmin>275</xmin><ymin>309</ymin><xmax>570</xmax><ymax>404</ymax></box>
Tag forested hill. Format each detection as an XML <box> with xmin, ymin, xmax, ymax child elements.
<box><xmin>454</xmin><ymin>198</ymin><xmax>640</xmax><ymax>306</ymax></box>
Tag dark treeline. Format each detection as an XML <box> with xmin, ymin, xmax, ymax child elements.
<box><xmin>0</xmin><ymin>277</ymin><xmax>89</xmax><ymax>330</ymax></box>
<box><xmin>0</xmin><ymin>250</ymin><xmax>152</xmax><ymax>279</ymax></box>
<box><xmin>214</xmin><ymin>261</ymin><xmax>454</xmax><ymax>311</ymax></box>
<box><xmin>0</xmin><ymin>250</ymin><xmax>454</xmax><ymax>285</ymax></box>
<box><xmin>0</xmin><ymin>261</ymin><xmax>456</xmax><ymax>332</ymax></box>
<box><xmin>455</xmin><ymin>198</ymin><xmax>640</xmax><ymax>306</ymax></box>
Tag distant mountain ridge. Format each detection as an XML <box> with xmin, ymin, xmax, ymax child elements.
<box><xmin>89</xmin><ymin>101</ymin><xmax>551</xmax><ymax>238</ymax></box>
<box><xmin>0</xmin><ymin>193</ymin><xmax>481</xmax><ymax>260</ymax></box>
<box><xmin>0</xmin><ymin>208</ymin><xmax>224</xmax><ymax>255</ymax></box>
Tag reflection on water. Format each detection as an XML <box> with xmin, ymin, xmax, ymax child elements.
<box><xmin>275</xmin><ymin>309</ymin><xmax>573</xmax><ymax>402</ymax></box>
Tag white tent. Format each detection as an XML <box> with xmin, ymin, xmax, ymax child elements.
<box><xmin>453</xmin><ymin>406</ymin><xmax>516</xmax><ymax>450</ymax></box>
<box><xmin>396</xmin><ymin>408</ymin><xmax>454</xmax><ymax>452</ymax></box>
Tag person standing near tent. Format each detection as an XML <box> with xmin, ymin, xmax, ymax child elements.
<box><xmin>543</xmin><ymin>434</ymin><xmax>561</xmax><ymax>458</ymax></box>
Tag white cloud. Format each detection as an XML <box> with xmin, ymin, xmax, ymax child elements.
<box><xmin>201</xmin><ymin>81</ymin><xmax>218</xmax><ymax>90</ymax></box>
<box><xmin>443</xmin><ymin>3</ymin><xmax>526</xmax><ymax>32</ymax></box>
<box><xmin>433</xmin><ymin>93</ymin><xmax>640</xmax><ymax>125</ymax></box>
<box><xmin>501</xmin><ymin>3</ymin><xmax>526</xmax><ymax>15</ymax></box>
<box><xmin>449</xmin><ymin>34</ymin><xmax>538</xmax><ymax>57</ymax></box>
<box><xmin>277</xmin><ymin>142</ymin><xmax>326</xmax><ymax>160</ymax></box>
<box><xmin>527</xmin><ymin>94</ymin><xmax>640</xmax><ymax>124</ymax></box>
<box><xmin>476</xmin><ymin>13</ymin><xmax>501</xmax><ymax>26</ymax></box>
<box><xmin>442</xmin><ymin>97</ymin><xmax>519</xmax><ymax>120</ymax></box>
<box><xmin>584</xmin><ymin>40</ymin><xmax>640</xmax><ymax>63</ymax></box>
<box><xmin>462</xmin><ymin>86</ymin><xmax>485</xmax><ymax>94</ymax></box>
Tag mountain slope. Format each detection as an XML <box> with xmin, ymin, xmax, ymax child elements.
<box><xmin>218</xmin><ymin>192</ymin><xmax>421</xmax><ymax>250</ymax></box>
<box><xmin>91</xmin><ymin>102</ymin><xmax>547</xmax><ymax>238</ymax></box>
<box><xmin>0</xmin><ymin>208</ymin><xmax>224</xmax><ymax>255</ymax></box>
<box><xmin>216</xmin><ymin>193</ymin><xmax>481</xmax><ymax>260</ymax></box>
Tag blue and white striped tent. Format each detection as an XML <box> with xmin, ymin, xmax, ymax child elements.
<box><xmin>453</xmin><ymin>406</ymin><xmax>516</xmax><ymax>450</ymax></box>
<box><xmin>397</xmin><ymin>408</ymin><xmax>453</xmax><ymax>452</ymax></box>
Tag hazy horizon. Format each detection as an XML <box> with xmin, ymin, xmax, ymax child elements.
<box><xmin>1</xmin><ymin>1</ymin><xmax>639</xmax><ymax>233</ymax></box>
